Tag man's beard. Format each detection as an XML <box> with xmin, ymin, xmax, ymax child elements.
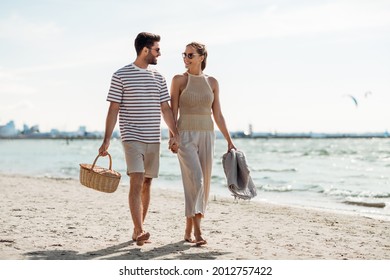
<box><xmin>147</xmin><ymin>54</ymin><xmax>157</xmax><ymax>65</ymax></box>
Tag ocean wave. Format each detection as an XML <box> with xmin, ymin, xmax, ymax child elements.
<box><xmin>254</xmin><ymin>168</ymin><xmax>297</xmax><ymax>173</ymax></box>
<box><xmin>302</xmin><ymin>149</ymin><xmax>330</xmax><ymax>156</ymax></box>
<box><xmin>322</xmin><ymin>187</ymin><xmax>390</xmax><ymax>198</ymax></box>
<box><xmin>301</xmin><ymin>149</ymin><xmax>361</xmax><ymax>157</ymax></box>
<box><xmin>261</xmin><ymin>184</ymin><xmax>292</xmax><ymax>192</ymax></box>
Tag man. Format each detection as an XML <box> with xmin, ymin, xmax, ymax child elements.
<box><xmin>98</xmin><ymin>32</ymin><xmax>179</xmax><ymax>246</ymax></box>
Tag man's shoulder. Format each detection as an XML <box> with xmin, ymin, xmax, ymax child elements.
<box><xmin>114</xmin><ymin>63</ymin><xmax>134</xmax><ymax>75</ymax></box>
<box><xmin>148</xmin><ymin>67</ymin><xmax>164</xmax><ymax>77</ymax></box>
<box><xmin>147</xmin><ymin>67</ymin><xmax>167</xmax><ymax>83</ymax></box>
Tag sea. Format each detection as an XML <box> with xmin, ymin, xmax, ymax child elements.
<box><xmin>1</xmin><ymin>137</ymin><xmax>389</xmax><ymax>220</ymax></box>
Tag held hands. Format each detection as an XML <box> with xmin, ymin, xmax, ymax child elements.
<box><xmin>169</xmin><ymin>137</ymin><xmax>235</xmax><ymax>153</ymax></box>
<box><xmin>169</xmin><ymin>135</ymin><xmax>180</xmax><ymax>154</ymax></box>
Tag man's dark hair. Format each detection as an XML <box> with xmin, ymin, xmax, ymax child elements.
<box><xmin>134</xmin><ymin>32</ymin><xmax>161</xmax><ymax>55</ymax></box>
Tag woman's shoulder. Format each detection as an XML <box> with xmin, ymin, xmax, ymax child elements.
<box><xmin>172</xmin><ymin>72</ymin><xmax>188</xmax><ymax>83</ymax></box>
<box><xmin>205</xmin><ymin>74</ymin><xmax>217</xmax><ymax>81</ymax></box>
<box><xmin>205</xmin><ymin>74</ymin><xmax>218</xmax><ymax>87</ymax></box>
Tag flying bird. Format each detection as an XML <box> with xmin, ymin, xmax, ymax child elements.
<box><xmin>364</xmin><ymin>91</ymin><xmax>372</xmax><ymax>98</ymax></box>
<box><xmin>346</xmin><ymin>94</ymin><xmax>358</xmax><ymax>107</ymax></box>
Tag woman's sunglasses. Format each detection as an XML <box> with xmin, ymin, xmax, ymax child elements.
<box><xmin>182</xmin><ymin>53</ymin><xmax>200</xmax><ymax>59</ymax></box>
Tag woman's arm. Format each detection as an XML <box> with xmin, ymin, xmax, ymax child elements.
<box><xmin>210</xmin><ymin>77</ymin><xmax>236</xmax><ymax>151</ymax></box>
<box><xmin>168</xmin><ymin>74</ymin><xmax>184</xmax><ymax>152</ymax></box>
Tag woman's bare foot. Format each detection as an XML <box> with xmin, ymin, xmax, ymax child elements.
<box><xmin>184</xmin><ymin>234</ymin><xmax>195</xmax><ymax>243</ymax></box>
<box><xmin>132</xmin><ymin>231</ymin><xmax>150</xmax><ymax>246</ymax></box>
<box><xmin>184</xmin><ymin>218</ymin><xmax>193</xmax><ymax>242</ymax></box>
<box><xmin>195</xmin><ymin>238</ymin><xmax>207</xmax><ymax>247</ymax></box>
<box><xmin>195</xmin><ymin>236</ymin><xmax>207</xmax><ymax>246</ymax></box>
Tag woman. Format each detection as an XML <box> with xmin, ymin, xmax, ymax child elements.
<box><xmin>170</xmin><ymin>42</ymin><xmax>236</xmax><ymax>246</ymax></box>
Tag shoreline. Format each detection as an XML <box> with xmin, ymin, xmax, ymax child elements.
<box><xmin>5</xmin><ymin>171</ymin><xmax>390</xmax><ymax>222</ymax></box>
<box><xmin>1</xmin><ymin>173</ymin><xmax>390</xmax><ymax>260</ymax></box>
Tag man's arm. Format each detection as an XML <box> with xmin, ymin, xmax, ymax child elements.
<box><xmin>98</xmin><ymin>102</ymin><xmax>120</xmax><ymax>156</ymax></box>
<box><xmin>161</xmin><ymin>101</ymin><xmax>180</xmax><ymax>149</ymax></box>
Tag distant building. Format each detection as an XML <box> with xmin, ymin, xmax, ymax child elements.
<box><xmin>22</xmin><ymin>124</ymin><xmax>39</xmax><ymax>135</ymax></box>
<box><xmin>0</xmin><ymin>121</ymin><xmax>18</xmax><ymax>137</ymax></box>
<box><xmin>245</xmin><ymin>124</ymin><xmax>253</xmax><ymax>137</ymax></box>
<box><xmin>77</xmin><ymin>126</ymin><xmax>87</xmax><ymax>137</ymax></box>
<box><xmin>50</xmin><ymin>129</ymin><xmax>60</xmax><ymax>137</ymax></box>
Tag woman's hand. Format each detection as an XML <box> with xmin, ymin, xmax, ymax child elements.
<box><xmin>169</xmin><ymin>135</ymin><xmax>180</xmax><ymax>153</ymax></box>
<box><xmin>228</xmin><ymin>142</ymin><xmax>237</xmax><ymax>152</ymax></box>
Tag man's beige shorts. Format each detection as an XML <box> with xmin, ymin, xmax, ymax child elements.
<box><xmin>122</xmin><ymin>141</ymin><xmax>160</xmax><ymax>178</ymax></box>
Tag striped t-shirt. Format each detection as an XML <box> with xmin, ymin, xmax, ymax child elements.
<box><xmin>107</xmin><ymin>63</ymin><xmax>170</xmax><ymax>143</ymax></box>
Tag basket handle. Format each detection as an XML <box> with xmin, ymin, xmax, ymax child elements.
<box><xmin>91</xmin><ymin>152</ymin><xmax>113</xmax><ymax>170</ymax></box>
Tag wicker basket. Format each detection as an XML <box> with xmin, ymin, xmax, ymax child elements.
<box><xmin>79</xmin><ymin>153</ymin><xmax>121</xmax><ymax>193</ymax></box>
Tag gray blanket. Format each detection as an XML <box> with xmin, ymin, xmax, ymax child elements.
<box><xmin>222</xmin><ymin>149</ymin><xmax>257</xmax><ymax>200</ymax></box>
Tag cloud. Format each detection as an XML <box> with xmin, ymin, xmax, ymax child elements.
<box><xmin>0</xmin><ymin>82</ymin><xmax>37</xmax><ymax>96</ymax></box>
<box><xmin>261</xmin><ymin>0</ymin><xmax>390</xmax><ymax>36</ymax></box>
<box><xmin>160</xmin><ymin>0</ymin><xmax>390</xmax><ymax>47</ymax></box>
<box><xmin>0</xmin><ymin>67</ymin><xmax>37</xmax><ymax>96</ymax></box>
<box><xmin>0</xmin><ymin>13</ymin><xmax>63</xmax><ymax>41</ymax></box>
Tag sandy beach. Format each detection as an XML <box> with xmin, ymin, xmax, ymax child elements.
<box><xmin>1</xmin><ymin>173</ymin><xmax>389</xmax><ymax>260</ymax></box>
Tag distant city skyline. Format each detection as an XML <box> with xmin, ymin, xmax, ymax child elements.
<box><xmin>1</xmin><ymin>0</ymin><xmax>390</xmax><ymax>133</ymax></box>
<box><xmin>1</xmin><ymin>119</ymin><xmax>389</xmax><ymax>140</ymax></box>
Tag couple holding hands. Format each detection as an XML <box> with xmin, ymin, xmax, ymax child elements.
<box><xmin>98</xmin><ymin>32</ymin><xmax>235</xmax><ymax>247</ymax></box>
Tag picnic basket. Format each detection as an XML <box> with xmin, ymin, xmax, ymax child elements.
<box><xmin>79</xmin><ymin>153</ymin><xmax>121</xmax><ymax>193</ymax></box>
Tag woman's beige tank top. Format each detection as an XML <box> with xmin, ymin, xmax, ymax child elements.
<box><xmin>177</xmin><ymin>73</ymin><xmax>214</xmax><ymax>131</ymax></box>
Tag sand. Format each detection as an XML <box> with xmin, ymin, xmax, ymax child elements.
<box><xmin>1</xmin><ymin>173</ymin><xmax>389</xmax><ymax>260</ymax></box>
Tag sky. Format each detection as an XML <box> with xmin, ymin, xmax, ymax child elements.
<box><xmin>1</xmin><ymin>0</ymin><xmax>390</xmax><ymax>133</ymax></box>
